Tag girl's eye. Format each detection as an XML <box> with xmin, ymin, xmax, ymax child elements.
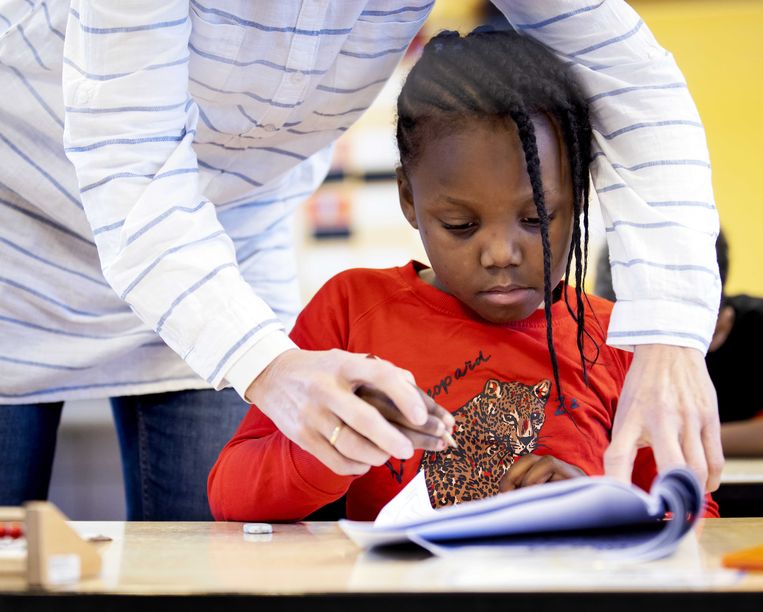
<box><xmin>442</xmin><ymin>222</ymin><xmax>476</xmax><ymax>233</ymax></box>
<box><xmin>522</xmin><ymin>213</ymin><xmax>555</xmax><ymax>227</ymax></box>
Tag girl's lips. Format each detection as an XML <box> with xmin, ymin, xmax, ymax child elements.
<box><xmin>478</xmin><ymin>286</ymin><xmax>533</xmax><ymax>306</ymax></box>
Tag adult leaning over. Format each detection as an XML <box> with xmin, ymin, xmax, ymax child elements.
<box><xmin>0</xmin><ymin>0</ymin><xmax>722</xmax><ymax>519</ymax></box>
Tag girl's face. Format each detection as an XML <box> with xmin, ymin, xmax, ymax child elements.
<box><xmin>398</xmin><ymin>116</ymin><xmax>574</xmax><ymax>324</ymax></box>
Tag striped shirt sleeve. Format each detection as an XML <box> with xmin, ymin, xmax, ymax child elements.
<box><xmin>62</xmin><ymin>0</ymin><xmax>291</xmax><ymax>391</ymax></box>
<box><xmin>495</xmin><ymin>0</ymin><xmax>721</xmax><ymax>353</ymax></box>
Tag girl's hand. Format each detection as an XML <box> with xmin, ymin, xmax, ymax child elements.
<box><xmin>499</xmin><ymin>454</ymin><xmax>586</xmax><ymax>492</ymax></box>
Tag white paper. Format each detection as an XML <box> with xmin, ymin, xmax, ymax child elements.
<box><xmin>340</xmin><ymin>468</ymin><xmax>702</xmax><ymax>561</ymax></box>
<box><xmin>374</xmin><ymin>472</ymin><xmax>438</xmax><ymax>528</ymax></box>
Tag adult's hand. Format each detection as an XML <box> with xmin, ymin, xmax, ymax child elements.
<box><xmin>604</xmin><ymin>345</ymin><xmax>724</xmax><ymax>492</ymax></box>
<box><xmin>245</xmin><ymin>348</ymin><xmax>435</xmax><ymax>476</ymax></box>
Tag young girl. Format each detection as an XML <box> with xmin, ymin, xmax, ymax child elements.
<box><xmin>208</xmin><ymin>28</ymin><xmax>718</xmax><ymax>521</ymax></box>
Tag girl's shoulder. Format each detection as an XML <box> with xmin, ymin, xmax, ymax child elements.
<box><xmin>581</xmin><ymin>292</ymin><xmax>633</xmax><ymax>376</ymax></box>
<box><xmin>583</xmin><ymin>292</ymin><xmax>616</xmax><ymax>328</ymax></box>
<box><xmin>557</xmin><ymin>286</ymin><xmax>615</xmax><ymax>342</ymax></box>
<box><xmin>293</xmin><ymin>263</ymin><xmax>418</xmax><ymax>346</ymax></box>
<box><xmin>316</xmin><ymin>263</ymin><xmax>415</xmax><ymax>307</ymax></box>
<box><xmin>327</xmin><ymin>264</ymin><xmax>409</xmax><ymax>287</ymax></box>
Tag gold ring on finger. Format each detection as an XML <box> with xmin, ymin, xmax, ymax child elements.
<box><xmin>329</xmin><ymin>424</ymin><xmax>345</xmax><ymax>447</ymax></box>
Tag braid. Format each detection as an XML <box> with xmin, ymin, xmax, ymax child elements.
<box><xmin>397</xmin><ymin>28</ymin><xmax>595</xmax><ymax>406</ymax></box>
<box><xmin>513</xmin><ymin>110</ymin><xmax>564</xmax><ymax>409</ymax></box>
<box><xmin>560</xmin><ymin>110</ymin><xmax>588</xmax><ymax>383</ymax></box>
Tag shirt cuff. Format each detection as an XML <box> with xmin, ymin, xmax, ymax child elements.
<box><xmin>607</xmin><ymin>298</ymin><xmax>718</xmax><ymax>354</ymax></box>
<box><xmin>224</xmin><ymin>330</ymin><xmax>298</xmax><ymax>402</ymax></box>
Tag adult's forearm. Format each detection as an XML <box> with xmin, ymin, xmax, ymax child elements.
<box><xmin>494</xmin><ymin>0</ymin><xmax>720</xmax><ymax>352</ymax></box>
<box><xmin>63</xmin><ymin>1</ymin><xmax>286</xmax><ymax>387</ymax></box>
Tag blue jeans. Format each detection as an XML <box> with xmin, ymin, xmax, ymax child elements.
<box><xmin>0</xmin><ymin>388</ymin><xmax>248</xmax><ymax>520</ymax></box>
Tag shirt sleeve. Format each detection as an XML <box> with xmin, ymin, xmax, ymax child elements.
<box><xmin>493</xmin><ymin>0</ymin><xmax>721</xmax><ymax>353</ymax></box>
<box><xmin>207</xmin><ymin>406</ymin><xmax>355</xmax><ymax>521</ymax></box>
<box><xmin>62</xmin><ymin>1</ymin><xmax>289</xmax><ymax>391</ymax></box>
<box><xmin>208</xmin><ymin>275</ymin><xmax>357</xmax><ymax>521</ymax></box>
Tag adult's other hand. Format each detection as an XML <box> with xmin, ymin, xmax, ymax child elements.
<box><xmin>604</xmin><ymin>344</ymin><xmax>724</xmax><ymax>491</ymax></box>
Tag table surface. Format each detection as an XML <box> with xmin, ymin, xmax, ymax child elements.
<box><xmin>721</xmin><ymin>458</ymin><xmax>763</xmax><ymax>484</ymax></box>
<box><xmin>1</xmin><ymin>518</ymin><xmax>763</xmax><ymax>596</ymax></box>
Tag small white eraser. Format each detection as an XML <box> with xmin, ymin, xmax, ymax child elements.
<box><xmin>243</xmin><ymin>522</ymin><xmax>272</xmax><ymax>535</ymax></box>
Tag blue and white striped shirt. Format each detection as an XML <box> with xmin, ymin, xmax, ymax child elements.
<box><xmin>0</xmin><ymin>0</ymin><xmax>719</xmax><ymax>404</ymax></box>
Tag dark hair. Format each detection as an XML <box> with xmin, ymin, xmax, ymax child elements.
<box><xmin>716</xmin><ymin>227</ymin><xmax>728</xmax><ymax>295</ymax></box>
<box><xmin>396</xmin><ymin>28</ymin><xmax>593</xmax><ymax>411</ymax></box>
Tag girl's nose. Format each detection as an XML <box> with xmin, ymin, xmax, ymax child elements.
<box><xmin>480</xmin><ymin>231</ymin><xmax>522</xmax><ymax>269</ymax></box>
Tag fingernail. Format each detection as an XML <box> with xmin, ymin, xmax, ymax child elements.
<box><xmin>443</xmin><ymin>430</ymin><xmax>458</xmax><ymax>448</ymax></box>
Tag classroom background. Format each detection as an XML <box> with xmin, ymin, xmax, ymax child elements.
<box><xmin>50</xmin><ymin>0</ymin><xmax>763</xmax><ymax>520</ymax></box>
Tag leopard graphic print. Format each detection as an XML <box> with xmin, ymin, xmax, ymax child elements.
<box><xmin>421</xmin><ymin>378</ymin><xmax>550</xmax><ymax>508</ymax></box>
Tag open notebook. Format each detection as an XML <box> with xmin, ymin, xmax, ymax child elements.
<box><xmin>340</xmin><ymin>468</ymin><xmax>703</xmax><ymax>561</ymax></box>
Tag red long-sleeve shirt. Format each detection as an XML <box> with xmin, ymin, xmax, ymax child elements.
<box><xmin>209</xmin><ymin>262</ymin><xmax>718</xmax><ymax>520</ymax></box>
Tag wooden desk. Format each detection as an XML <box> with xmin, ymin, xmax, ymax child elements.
<box><xmin>721</xmin><ymin>458</ymin><xmax>763</xmax><ymax>485</ymax></box>
<box><xmin>1</xmin><ymin>519</ymin><xmax>763</xmax><ymax>612</ymax></box>
<box><xmin>717</xmin><ymin>458</ymin><xmax>763</xmax><ymax>517</ymax></box>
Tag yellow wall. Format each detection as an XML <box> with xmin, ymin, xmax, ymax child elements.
<box><xmin>631</xmin><ymin>0</ymin><xmax>763</xmax><ymax>295</ymax></box>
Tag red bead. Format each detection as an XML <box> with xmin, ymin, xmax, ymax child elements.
<box><xmin>0</xmin><ymin>523</ymin><xmax>23</xmax><ymax>539</ymax></box>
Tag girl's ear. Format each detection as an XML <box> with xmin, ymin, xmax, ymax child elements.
<box><xmin>396</xmin><ymin>167</ymin><xmax>418</xmax><ymax>229</ymax></box>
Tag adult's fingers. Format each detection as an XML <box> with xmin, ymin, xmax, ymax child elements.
<box><xmin>325</xmin><ymin>421</ymin><xmax>391</xmax><ymax>468</ymax></box>
<box><xmin>324</xmin><ymin>387</ymin><xmax>414</xmax><ymax>459</ymax></box>
<box><xmin>698</xmin><ymin>382</ymin><xmax>724</xmax><ymax>491</ymax></box>
<box><xmin>393</xmin><ymin>424</ymin><xmax>447</xmax><ymax>452</ymax></box>
<box><xmin>701</xmin><ymin>422</ymin><xmax>725</xmax><ymax>492</ymax></box>
<box><xmin>309</xmin><ymin>431</ymin><xmax>373</xmax><ymax>476</ymax></box>
<box><xmin>356</xmin><ymin>385</ymin><xmax>451</xmax><ymax>437</ymax></box>
<box><xmin>423</xmin><ymin>396</ymin><xmax>456</xmax><ymax>430</ymax></box>
<box><xmin>342</xmin><ymin>355</ymin><xmax>428</xmax><ymax>426</ymax></box>
<box><xmin>603</xmin><ymin>422</ymin><xmax>642</xmax><ymax>484</ymax></box>
<box><xmin>355</xmin><ymin>353</ymin><xmax>456</xmax><ymax>426</ymax></box>
<box><xmin>415</xmin><ymin>385</ymin><xmax>456</xmax><ymax>429</ymax></box>
<box><xmin>680</xmin><ymin>422</ymin><xmax>709</xmax><ymax>492</ymax></box>
<box><xmin>648</xmin><ymin>420</ymin><xmax>687</xmax><ymax>475</ymax></box>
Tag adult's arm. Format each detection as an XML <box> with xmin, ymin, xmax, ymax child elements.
<box><xmin>493</xmin><ymin>0</ymin><xmax>723</xmax><ymax>489</ymax></box>
<box><xmin>62</xmin><ymin>1</ymin><xmax>427</xmax><ymax>470</ymax></box>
